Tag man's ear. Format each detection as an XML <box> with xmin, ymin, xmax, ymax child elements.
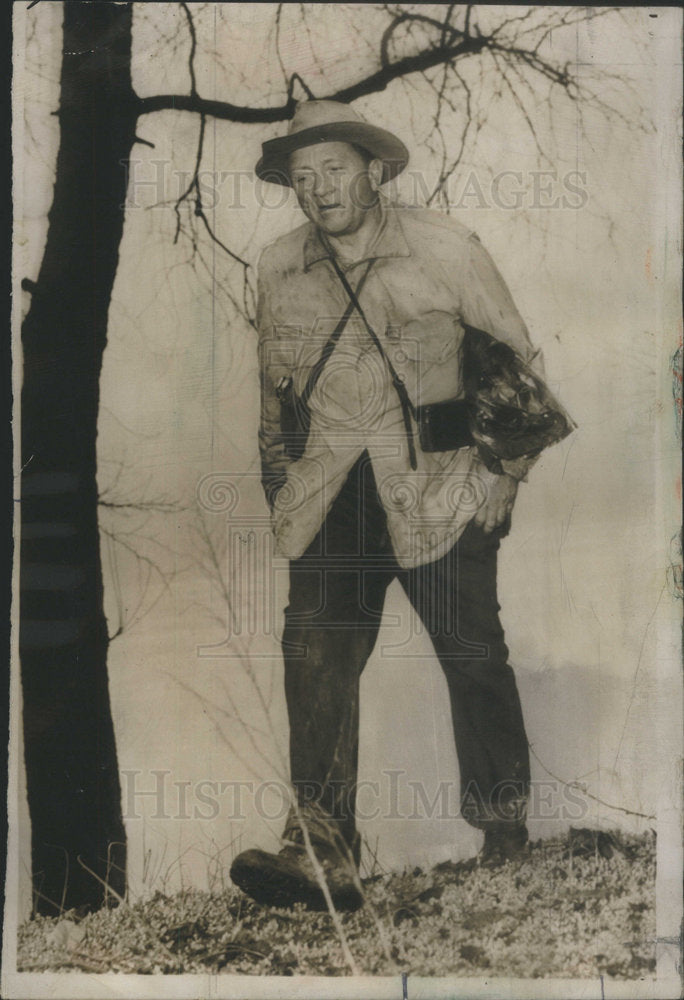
<box><xmin>368</xmin><ymin>158</ymin><xmax>384</xmax><ymax>191</ymax></box>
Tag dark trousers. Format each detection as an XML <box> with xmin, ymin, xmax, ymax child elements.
<box><xmin>282</xmin><ymin>453</ymin><xmax>530</xmax><ymax>855</ymax></box>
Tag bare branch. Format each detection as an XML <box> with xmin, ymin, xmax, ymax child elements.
<box><xmin>136</xmin><ymin>34</ymin><xmax>487</xmax><ymax>122</ymax></box>
<box><xmin>100</xmin><ymin>525</ymin><xmax>175</xmax><ymax>641</ymax></box>
<box><xmin>490</xmin><ymin>49</ymin><xmax>554</xmax><ymax>167</ymax></box>
<box><xmin>274</xmin><ymin>3</ymin><xmax>288</xmax><ymax>85</ymax></box>
<box><xmin>168</xmin><ymin>3</ymin><xmax>254</xmax><ymax>311</ymax></box>
<box><xmin>288</xmin><ymin>72</ymin><xmax>315</xmax><ymax>101</ymax></box>
<box><xmin>180</xmin><ymin>1</ymin><xmax>198</xmax><ymax>96</ymax></box>
<box><xmin>137</xmin><ymin>91</ymin><xmax>296</xmax><ymax>123</ymax></box>
<box><xmin>426</xmin><ymin>63</ymin><xmax>474</xmax><ymax>208</ymax></box>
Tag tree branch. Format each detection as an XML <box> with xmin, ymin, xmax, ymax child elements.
<box><xmin>168</xmin><ymin>2</ymin><xmax>253</xmax><ymax>315</ymax></box>
<box><xmin>135</xmin><ymin>36</ymin><xmax>487</xmax><ymax>123</ymax></box>
<box><xmin>136</xmin><ymin>91</ymin><xmax>298</xmax><ymax>123</ymax></box>
<box><xmin>180</xmin><ymin>1</ymin><xmax>198</xmax><ymax>96</ymax></box>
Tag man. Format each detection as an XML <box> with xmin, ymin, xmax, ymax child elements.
<box><xmin>230</xmin><ymin>100</ymin><xmax>556</xmax><ymax>912</ymax></box>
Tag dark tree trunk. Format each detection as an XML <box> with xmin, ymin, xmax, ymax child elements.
<box><xmin>20</xmin><ymin>1</ymin><xmax>138</xmax><ymax>914</ymax></box>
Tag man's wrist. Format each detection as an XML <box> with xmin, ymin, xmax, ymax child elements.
<box><xmin>474</xmin><ymin>446</ymin><xmax>503</xmax><ymax>475</ymax></box>
<box><xmin>500</xmin><ymin>454</ymin><xmax>538</xmax><ymax>482</ymax></box>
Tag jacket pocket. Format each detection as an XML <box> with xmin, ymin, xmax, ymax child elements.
<box><xmin>397</xmin><ymin>310</ymin><xmax>463</xmax><ymax>365</ymax></box>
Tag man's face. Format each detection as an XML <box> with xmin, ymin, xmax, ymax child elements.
<box><xmin>288</xmin><ymin>141</ymin><xmax>380</xmax><ymax>236</ymax></box>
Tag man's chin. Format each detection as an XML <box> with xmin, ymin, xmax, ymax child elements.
<box><xmin>315</xmin><ymin>211</ymin><xmax>352</xmax><ymax>235</ymax></box>
<box><xmin>318</xmin><ymin>226</ymin><xmax>350</xmax><ymax>237</ymax></box>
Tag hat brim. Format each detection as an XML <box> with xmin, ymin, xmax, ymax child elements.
<box><xmin>255</xmin><ymin>122</ymin><xmax>409</xmax><ymax>186</ymax></box>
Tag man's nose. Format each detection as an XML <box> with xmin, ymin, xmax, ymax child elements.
<box><xmin>313</xmin><ymin>172</ymin><xmax>335</xmax><ymax>200</ymax></box>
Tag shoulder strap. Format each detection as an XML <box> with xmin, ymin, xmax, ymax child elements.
<box><xmin>300</xmin><ymin>257</ymin><xmax>374</xmax><ymax>408</ymax></box>
<box><xmin>325</xmin><ymin>251</ymin><xmax>418</xmax><ymax>470</ymax></box>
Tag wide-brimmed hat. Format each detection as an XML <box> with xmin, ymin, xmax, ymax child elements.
<box><xmin>255</xmin><ymin>99</ymin><xmax>409</xmax><ymax>187</ymax></box>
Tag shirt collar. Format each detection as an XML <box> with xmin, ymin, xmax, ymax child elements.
<box><xmin>303</xmin><ymin>198</ymin><xmax>411</xmax><ymax>272</ymax></box>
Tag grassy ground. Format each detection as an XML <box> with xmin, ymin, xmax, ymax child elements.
<box><xmin>17</xmin><ymin>829</ymin><xmax>656</xmax><ymax>979</ymax></box>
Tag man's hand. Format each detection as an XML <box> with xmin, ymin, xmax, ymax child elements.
<box><xmin>474</xmin><ymin>473</ymin><xmax>519</xmax><ymax>534</ymax></box>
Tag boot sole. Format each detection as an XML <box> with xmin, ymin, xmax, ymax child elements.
<box><xmin>230</xmin><ymin>850</ymin><xmax>363</xmax><ymax>912</ymax></box>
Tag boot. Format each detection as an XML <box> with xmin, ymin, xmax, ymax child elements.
<box><xmin>479</xmin><ymin>823</ymin><xmax>529</xmax><ymax>868</ymax></box>
<box><xmin>230</xmin><ymin>805</ymin><xmax>362</xmax><ymax>911</ymax></box>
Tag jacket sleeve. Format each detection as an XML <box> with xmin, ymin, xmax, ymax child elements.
<box><xmin>256</xmin><ymin>248</ymin><xmax>290</xmax><ymax>507</ymax></box>
<box><xmin>460</xmin><ymin>233</ymin><xmax>545</xmax><ymax>481</ymax></box>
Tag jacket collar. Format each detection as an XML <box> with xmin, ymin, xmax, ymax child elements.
<box><xmin>303</xmin><ymin>199</ymin><xmax>411</xmax><ymax>272</ymax></box>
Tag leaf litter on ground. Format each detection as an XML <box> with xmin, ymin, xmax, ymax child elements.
<box><xmin>17</xmin><ymin>828</ymin><xmax>656</xmax><ymax>979</ymax></box>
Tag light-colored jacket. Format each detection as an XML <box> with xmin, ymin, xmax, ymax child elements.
<box><xmin>257</xmin><ymin>201</ymin><xmax>543</xmax><ymax>568</ymax></box>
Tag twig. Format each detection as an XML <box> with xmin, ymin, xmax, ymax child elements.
<box><xmin>171</xmin><ymin>3</ymin><xmax>253</xmax><ymax>285</ymax></box>
<box><xmin>291</xmin><ymin>804</ymin><xmax>360</xmax><ymax>975</ymax></box>
<box><xmin>528</xmin><ymin>745</ymin><xmax>655</xmax><ymax>821</ymax></box>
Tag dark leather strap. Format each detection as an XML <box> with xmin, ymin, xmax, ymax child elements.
<box><xmin>300</xmin><ymin>257</ymin><xmax>375</xmax><ymax>408</ymax></box>
<box><xmin>325</xmin><ymin>251</ymin><xmax>418</xmax><ymax>470</ymax></box>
